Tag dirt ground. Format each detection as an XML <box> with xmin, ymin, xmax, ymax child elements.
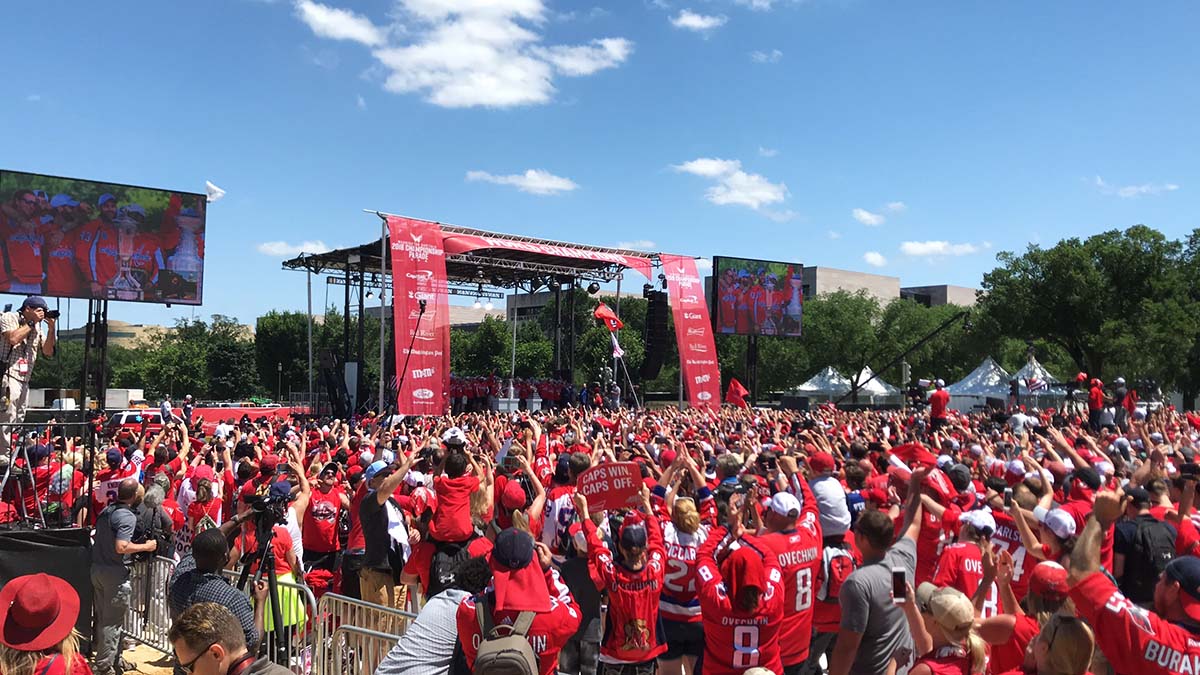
<box><xmin>123</xmin><ymin>644</ymin><xmax>174</xmax><ymax>675</ymax></box>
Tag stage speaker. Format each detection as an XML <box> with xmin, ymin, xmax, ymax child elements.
<box><xmin>778</xmin><ymin>395</ymin><xmax>810</xmax><ymax>411</ymax></box>
<box><xmin>0</xmin><ymin>528</ymin><xmax>93</xmax><ymax>643</ymax></box>
<box><xmin>640</xmin><ymin>291</ymin><xmax>670</xmax><ymax>380</ymax></box>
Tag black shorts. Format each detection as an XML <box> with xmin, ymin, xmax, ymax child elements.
<box><xmin>659</xmin><ymin>619</ymin><xmax>704</xmax><ymax>661</ymax></box>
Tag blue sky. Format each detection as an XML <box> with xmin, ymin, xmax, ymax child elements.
<box><xmin>2</xmin><ymin>0</ymin><xmax>1197</xmax><ymax>331</ymax></box>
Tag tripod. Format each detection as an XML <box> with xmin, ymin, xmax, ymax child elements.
<box><xmin>236</xmin><ymin>510</ymin><xmax>288</xmax><ymax>664</ymax></box>
<box><xmin>0</xmin><ymin>441</ymin><xmax>46</xmax><ymax>528</ymax></box>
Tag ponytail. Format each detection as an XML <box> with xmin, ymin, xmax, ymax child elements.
<box><xmin>196</xmin><ymin>478</ymin><xmax>213</xmax><ymax>503</ymax></box>
<box><xmin>966</xmin><ymin>632</ymin><xmax>987</xmax><ymax>675</ymax></box>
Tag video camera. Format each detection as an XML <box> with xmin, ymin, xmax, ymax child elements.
<box><xmin>243</xmin><ymin>490</ymin><xmax>294</xmax><ymax>527</ymax></box>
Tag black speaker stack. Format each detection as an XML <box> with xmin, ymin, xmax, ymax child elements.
<box><xmin>640</xmin><ymin>291</ymin><xmax>670</xmax><ymax>380</ymax></box>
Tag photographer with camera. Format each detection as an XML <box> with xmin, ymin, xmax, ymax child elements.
<box><xmin>0</xmin><ymin>296</ymin><xmax>56</xmax><ymax>451</ymax></box>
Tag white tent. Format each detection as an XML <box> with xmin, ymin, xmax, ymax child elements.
<box><xmin>945</xmin><ymin>357</ymin><xmax>1012</xmax><ymax>398</ymax></box>
<box><xmin>852</xmin><ymin>366</ymin><xmax>902</xmax><ymax>397</ymax></box>
<box><xmin>1013</xmin><ymin>357</ymin><xmax>1060</xmax><ymax>393</ymax></box>
<box><xmin>793</xmin><ymin>367</ymin><xmax>852</xmax><ymax>396</ymax></box>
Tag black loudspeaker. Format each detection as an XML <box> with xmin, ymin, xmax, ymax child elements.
<box><xmin>0</xmin><ymin>528</ymin><xmax>93</xmax><ymax>643</ymax></box>
<box><xmin>640</xmin><ymin>291</ymin><xmax>670</xmax><ymax>380</ymax></box>
<box><xmin>778</xmin><ymin>395</ymin><xmax>810</xmax><ymax>411</ymax></box>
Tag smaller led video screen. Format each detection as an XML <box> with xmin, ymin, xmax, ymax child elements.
<box><xmin>712</xmin><ymin>256</ymin><xmax>803</xmax><ymax>337</ymax></box>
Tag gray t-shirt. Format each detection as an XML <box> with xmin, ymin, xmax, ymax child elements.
<box><xmin>839</xmin><ymin>536</ymin><xmax>917</xmax><ymax>675</ymax></box>
<box><xmin>93</xmin><ymin>505</ymin><xmax>137</xmax><ymax>570</ymax></box>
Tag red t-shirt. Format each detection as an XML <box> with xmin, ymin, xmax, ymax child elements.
<box><xmin>347</xmin><ymin>482</ymin><xmax>367</xmax><ymax>552</ymax></box>
<box><xmin>916</xmin><ymin>508</ymin><xmax>947</xmax><ymax>585</ymax></box>
<box><xmin>403</xmin><ymin>537</ymin><xmax>493</xmax><ymax>595</ymax></box>
<box><xmin>303</xmin><ymin>486</ymin><xmax>344</xmax><ymax>553</ymax></box>
<box><xmin>1060</xmin><ymin>497</ymin><xmax>1114</xmax><ymax>570</ymax></box>
<box><xmin>187</xmin><ymin>499</ymin><xmax>223</xmax><ymax>533</ymax></box>
<box><xmin>1088</xmin><ymin>386</ymin><xmax>1105</xmax><ymax>411</ymax></box>
<box><xmin>161</xmin><ymin>498</ymin><xmax>186</xmax><ymax>532</ymax></box>
<box><xmin>929</xmin><ymin>389</ymin><xmax>950</xmax><ymax>420</ymax></box>
<box><xmin>913</xmin><ymin>645</ymin><xmax>972</xmax><ymax>675</ymax></box>
<box><xmin>239</xmin><ymin>525</ymin><xmax>294</xmax><ymax>577</ymax></box>
<box><xmin>933</xmin><ymin>542</ymin><xmax>999</xmax><ymax>618</ymax></box>
<box><xmin>34</xmin><ymin>653</ymin><xmax>92</xmax><ymax>675</ymax></box>
<box><xmin>989</xmin><ymin>614</ymin><xmax>1039</xmax><ymax>674</ymax></box>
<box><xmin>429</xmin><ymin>474</ymin><xmax>480</xmax><ymax>543</ymax></box>
<box><xmin>696</xmin><ymin>528</ymin><xmax>785</xmax><ymax>675</ymax></box>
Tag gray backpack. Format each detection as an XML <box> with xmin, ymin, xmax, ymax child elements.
<box><xmin>473</xmin><ymin>596</ymin><xmax>538</xmax><ymax>675</ymax></box>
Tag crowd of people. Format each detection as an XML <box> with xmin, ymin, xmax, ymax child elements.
<box><xmin>7</xmin><ymin>371</ymin><xmax>1200</xmax><ymax>675</ymax></box>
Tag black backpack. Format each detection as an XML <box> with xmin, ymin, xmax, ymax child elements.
<box><xmin>426</xmin><ymin>538</ymin><xmax>474</xmax><ymax>599</ymax></box>
<box><xmin>1122</xmin><ymin>516</ymin><xmax>1175</xmax><ymax>603</ymax></box>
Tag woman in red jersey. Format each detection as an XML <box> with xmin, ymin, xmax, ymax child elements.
<box><xmin>901</xmin><ymin>584</ymin><xmax>987</xmax><ymax>675</ymax></box>
<box><xmin>994</xmin><ymin>613</ymin><xmax>1095</xmax><ymax>675</ymax></box>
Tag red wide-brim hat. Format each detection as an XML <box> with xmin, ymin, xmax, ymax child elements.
<box><xmin>0</xmin><ymin>573</ymin><xmax>81</xmax><ymax>651</ymax></box>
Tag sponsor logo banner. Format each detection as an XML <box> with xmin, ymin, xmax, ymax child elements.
<box><xmin>660</xmin><ymin>254</ymin><xmax>720</xmax><ymax>408</ymax></box>
<box><xmin>388</xmin><ymin>216</ymin><xmax>450</xmax><ymax>415</ymax></box>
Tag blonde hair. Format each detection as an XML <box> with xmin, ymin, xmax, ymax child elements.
<box><xmin>1040</xmin><ymin>614</ymin><xmax>1094</xmax><ymax>675</ymax></box>
<box><xmin>511</xmin><ymin>509</ymin><xmax>530</xmax><ymax>534</ymax></box>
<box><xmin>672</xmin><ymin>498</ymin><xmax>700</xmax><ymax>535</ymax></box>
<box><xmin>0</xmin><ymin>629</ymin><xmax>80</xmax><ymax>675</ymax></box>
<box><xmin>196</xmin><ymin>477</ymin><xmax>214</xmax><ymax>503</ymax></box>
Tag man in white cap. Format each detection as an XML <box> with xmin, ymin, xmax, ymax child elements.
<box><xmin>932</xmin><ymin>509</ymin><xmax>1000</xmax><ymax>618</ymax></box>
<box><xmin>759</xmin><ymin>477</ymin><xmax>823</xmax><ymax>675</ymax></box>
<box><xmin>929</xmin><ymin>379</ymin><xmax>950</xmax><ymax>432</ymax></box>
<box><xmin>0</xmin><ymin>296</ymin><xmax>56</xmax><ymax>449</ymax></box>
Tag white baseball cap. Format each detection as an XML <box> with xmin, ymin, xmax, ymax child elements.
<box><xmin>1040</xmin><ymin>508</ymin><xmax>1077</xmax><ymax>540</ymax></box>
<box><xmin>768</xmin><ymin>492</ymin><xmax>802</xmax><ymax>519</ymax></box>
<box><xmin>937</xmin><ymin>454</ymin><xmax>955</xmax><ymax>469</ymax></box>
<box><xmin>960</xmin><ymin>509</ymin><xmax>996</xmax><ymax>536</ymax></box>
<box><xmin>442</xmin><ymin>427</ymin><xmax>467</xmax><ymax>446</ymax></box>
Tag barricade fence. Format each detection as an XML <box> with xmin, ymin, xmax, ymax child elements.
<box><xmin>332</xmin><ymin>625</ymin><xmax>400</xmax><ymax>675</ymax></box>
<box><xmin>122</xmin><ymin>556</ymin><xmax>177</xmax><ymax>654</ymax></box>
<box><xmin>219</xmin><ymin>568</ymin><xmax>320</xmax><ymax>674</ymax></box>
<box><xmin>314</xmin><ymin>592</ymin><xmax>416</xmax><ymax>675</ymax></box>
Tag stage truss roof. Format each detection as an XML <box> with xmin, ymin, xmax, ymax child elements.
<box><xmin>283</xmin><ymin>215</ymin><xmax>666</xmax><ymax>293</ymax></box>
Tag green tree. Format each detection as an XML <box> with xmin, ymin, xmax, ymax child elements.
<box><xmin>255</xmin><ymin>311</ymin><xmax>313</xmax><ymax>394</ymax></box>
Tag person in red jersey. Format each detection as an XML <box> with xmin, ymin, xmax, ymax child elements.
<box><xmin>695</xmin><ymin>493</ymin><xmax>785</xmax><ymax>675</ymax></box>
<box><xmin>1055</xmin><ymin>465</ymin><xmax>1116</xmax><ymax>571</ymax></box>
<box><xmin>575</xmin><ymin>487</ymin><xmax>668</xmax><ymax>673</ymax></box>
<box><xmin>933</xmin><ymin>509</ymin><xmax>1001</xmax><ymax>618</ymax></box>
<box><xmin>74</xmin><ymin>193</ymin><xmax>118</xmax><ymax>294</ymax></box>
<box><xmin>42</xmin><ymin>196</ymin><xmax>86</xmax><ymax>298</ymax></box>
<box><xmin>994</xmin><ymin>612</ymin><xmax>1096</xmax><ymax>675</ymax></box>
<box><xmin>429</xmin><ymin>429</ymin><xmax>482</xmax><ymax>544</ymax></box>
<box><xmin>5</xmin><ymin>196</ymin><xmax>47</xmax><ymax>293</ymax></box>
<box><xmin>1068</xmin><ymin>487</ymin><xmax>1200</xmax><ymax>675</ymax></box>
<box><xmin>901</xmin><ymin>583</ymin><xmax>987</xmax><ymax>675</ymax></box>
<box><xmin>734</xmin><ymin>280</ymin><xmax>753</xmax><ymax>334</ymax></box>
<box><xmin>342</xmin><ymin>466</ymin><xmax>367</xmax><ymax>599</ymax></box>
<box><xmin>185</xmin><ymin>464</ymin><xmax>223</xmax><ymax>534</ymax></box>
<box><xmin>758</xmin><ymin>462</ymin><xmax>823</xmax><ymax>675</ymax></box>
<box><xmin>929</xmin><ymin>380</ymin><xmax>950</xmax><ymax>432</ymax></box>
<box><xmin>718</xmin><ymin>281</ymin><xmax>738</xmax><ymax>334</ymax></box>
<box><xmin>978</xmin><ymin>559</ymin><xmax>1072</xmax><ymax>674</ymax></box>
<box><xmin>303</xmin><ymin>462</ymin><xmax>349</xmax><ymax>573</ymax></box>
<box><xmin>92</xmin><ymin>447</ymin><xmax>139</xmax><ymax>517</ymax></box>
<box><xmin>456</xmin><ymin>528</ymin><xmax>582</xmax><ymax>675</ymax></box>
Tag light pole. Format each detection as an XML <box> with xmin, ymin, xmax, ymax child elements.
<box><xmin>277</xmin><ymin>362</ymin><xmax>282</xmax><ymax>402</ymax></box>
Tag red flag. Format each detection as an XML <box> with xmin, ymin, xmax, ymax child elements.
<box><xmin>594</xmin><ymin>303</ymin><xmax>624</xmax><ymax>332</ymax></box>
<box><xmin>726</xmin><ymin>378</ymin><xmax>750</xmax><ymax>408</ymax></box>
<box><xmin>1124</xmin><ymin>388</ymin><xmax>1139</xmax><ymax>417</ymax></box>
<box><xmin>889</xmin><ymin>442</ymin><xmax>939</xmax><ymax>469</ymax></box>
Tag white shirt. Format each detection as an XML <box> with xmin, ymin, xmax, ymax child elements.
<box><xmin>375</xmin><ymin>589</ymin><xmax>468</xmax><ymax>675</ymax></box>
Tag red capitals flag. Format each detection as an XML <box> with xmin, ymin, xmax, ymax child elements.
<box><xmin>890</xmin><ymin>442</ymin><xmax>939</xmax><ymax>469</ymax></box>
<box><xmin>660</xmin><ymin>254</ymin><xmax>720</xmax><ymax>408</ymax></box>
<box><xmin>594</xmin><ymin>302</ymin><xmax>624</xmax><ymax>332</ymax></box>
<box><xmin>387</xmin><ymin>216</ymin><xmax>450</xmax><ymax>416</ymax></box>
<box><xmin>726</xmin><ymin>378</ymin><xmax>750</xmax><ymax>408</ymax></box>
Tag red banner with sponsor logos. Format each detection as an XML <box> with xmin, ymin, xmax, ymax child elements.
<box><xmin>661</xmin><ymin>254</ymin><xmax>720</xmax><ymax>409</ymax></box>
<box><xmin>388</xmin><ymin>216</ymin><xmax>451</xmax><ymax>416</ymax></box>
<box><xmin>443</xmin><ymin>232</ymin><xmax>653</xmax><ymax>279</ymax></box>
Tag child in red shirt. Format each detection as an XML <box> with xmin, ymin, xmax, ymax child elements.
<box><xmin>429</xmin><ymin>451</ymin><xmax>482</xmax><ymax>543</ymax></box>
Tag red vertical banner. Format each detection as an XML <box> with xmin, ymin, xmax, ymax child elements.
<box><xmin>387</xmin><ymin>216</ymin><xmax>450</xmax><ymax>416</ymax></box>
<box><xmin>661</xmin><ymin>254</ymin><xmax>720</xmax><ymax>408</ymax></box>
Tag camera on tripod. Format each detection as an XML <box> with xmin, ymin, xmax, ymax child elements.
<box><xmin>243</xmin><ymin>490</ymin><xmax>294</xmax><ymax>526</ymax></box>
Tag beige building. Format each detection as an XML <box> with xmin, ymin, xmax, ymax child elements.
<box><xmin>900</xmin><ymin>285</ymin><xmax>979</xmax><ymax>307</ymax></box>
<box><xmin>801</xmin><ymin>267</ymin><xmax>901</xmax><ymax>306</ymax></box>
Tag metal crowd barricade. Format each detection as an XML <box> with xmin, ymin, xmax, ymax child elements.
<box><xmin>313</xmin><ymin>593</ymin><xmax>415</xmax><ymax>675</ymax></box>
<box><xmin>123</xmin><ymin>555</ymin><xmax>178</xmax><ymax>654</ymax></box>
<box><xmin>219</xmin><ymin>569</ymin><xmax>320</xmax><ymax>674</ymax></box>
<box><xmin>331</xmin><ymin>625</ymin><xmax>399</xmax><ymax>675</ymax></box>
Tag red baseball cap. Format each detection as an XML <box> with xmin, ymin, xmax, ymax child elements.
<box><xmin>1029</xmin><ymin>561</ymin><xmax>1069</xmax><ymax>601</ymax></box>
<box><xmin>260</xmin><ymin>455</ymin><xmax>281</xmax><ymax>472</ymax></box>
<box><xmin>809</xmin><ymin>452</ymin><xmax>836</xmax><ymax>474</ymax></box>
<box><xmin>501</xmin><ymin>480</ymin><xmax>527</xmax><ymax>510</ymax></box>
<box><xmin>193</xmin><ymin>464</ymin><xmax>216</xmax><ymax>483</ymax></box>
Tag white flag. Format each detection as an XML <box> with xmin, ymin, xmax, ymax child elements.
<box><xmin>611</xmin><ymin>332</ymin><xmax>624</xmax><ymax>359</ymax></box>
<box><xmin>205</xmin><ymin>180</ymin><xmax>226</xmax><ymax>203</ymax></box>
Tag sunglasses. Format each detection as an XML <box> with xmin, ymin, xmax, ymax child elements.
<box><xmin>21</xmin><ymin>199</ymin><xmax>36</xmax><ymax>206</ymax></box>
<box><xmin>176</xmin><ymin>642</ymin><xmax>216</xmax><ymax>674</ymax></box>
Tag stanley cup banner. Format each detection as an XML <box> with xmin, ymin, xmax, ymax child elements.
<box><xmin>387</xmin><ymin>216</ymin><xmax>450</xmax><ymax>416</ymax></box>
<box><xmin>660</xmin><ymin>254</ymin><xmax>721</xmax><ymax>409</ymax></box>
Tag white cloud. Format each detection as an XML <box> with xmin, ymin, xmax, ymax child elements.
<box><xmin>294</xmin><ymin>0</ymin><xmax>633</xmax><ymax>109</ymax></box>
<box><xmin>1094</xmin><ymin>175</ymin><xmax>1179</xmax><ymax>198</ymax></box>
<box><xmin>258</xmin><ymin>240</ymin><xmax>332</xmax><ymax>257</ymax></box>
<box><xmin>616</xmin><ymin>239</ymin><xmax>657</xmax><ymax>251</ymax></box>
<box><xmin>900</xmin><ymin>240</ymin><xmax>980</xmax><ymax>257</ymax></box>
<box><xmin>749</xmin><ymin>49</ymin><xmax>782</xmax><ymax>64</ymax></box>
<box><xmin>827</xmin><ymin>230</ymin><xmax>841</xmax><ymax>240</ymax></box>
<box><xmin>670</xmin><ymin>9</ymin><xmax>727</xmax><ymax>32</ymax></box>
<box><xmin>25</xmin><ymin>94</ymin><xmax>41</xmax><ymax>103</ymax></box>
<box><xmin>863</xmin><ymin>251</ymin><xmax>887</xmax><ymax>267</ymax></box>
<box><xmin>466</xmin><ymin>169</ymin><xmax>579</xmax><ymax>195</ymax></box>
<box><xmin>885</xmin><ymin>201</ymin><xmax>906</xmax><ymax>212</ymax></box>
<box><xmin>356</xmin><ymin>94</ymin><xmax>367</xmax><ymax>109</ymax></box>
<box><xmin>852</xmin><ymin>207</ymin><xmax>885</xmax><ymax>226</ymax></box>
<box><xmin>757</xmin><ymin>146</ymin><xmax>778</xmax><ymax>157</ymax></box>
<box><xmin>294</xmin><ymin>0</ymin><xmax>385</xmax><ymax>46</ymax></box>
<box><xmin>672</xmin><ymin>157</ymin><xmax>788</xmax><ymax>211</ymax></box>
